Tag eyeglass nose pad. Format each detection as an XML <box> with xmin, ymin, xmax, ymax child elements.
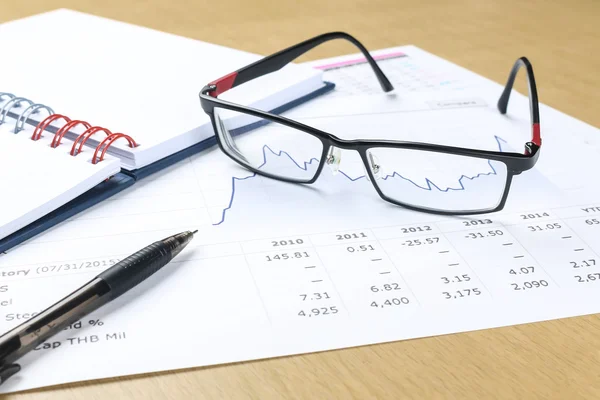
<box><xmin>217</xmin><ymin>115</ymin><xmax>249</xmax><ymax>164</ymax></box>
<box><xmin>365</xmin><ymin>150</ymin><xmax>383</xmax><ymax>180</ymax></box>
<box><xmin>326</xmin><ymin>146</ymin><xmax>342</xmax><ymax>175</ymax></box>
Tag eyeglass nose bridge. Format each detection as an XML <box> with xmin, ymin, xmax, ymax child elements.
<box><xmin>322</xmin><ymin>144</ymin><xmax>384</xmax><ymax>182</ymax></box>
<box><xmin>323</xmin><ymin>136</ymin><xmax>373</xmax><ymax>178</ymax></box>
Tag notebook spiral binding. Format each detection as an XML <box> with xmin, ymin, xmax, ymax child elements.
<box><xmin>0</xmin><ymin>92</ymin><xmax>138</xmax><ymax>164</ymax></box>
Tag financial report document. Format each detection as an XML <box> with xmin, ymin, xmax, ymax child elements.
<box><xmin>2</xmin><ymin>46</ymin><xmax>600</xmax><ymax>392</ymax></box>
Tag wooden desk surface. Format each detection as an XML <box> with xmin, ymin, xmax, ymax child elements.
<box><xmin>1</xmin><ymin>0</ymin><xmax>599</xmax><ymax>398</ymax></box>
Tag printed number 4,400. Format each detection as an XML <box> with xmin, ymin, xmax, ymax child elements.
<box><xmin>371</xmin><ymin>298</ymin><xmax>410</xmax><ymax>308</ymax></box>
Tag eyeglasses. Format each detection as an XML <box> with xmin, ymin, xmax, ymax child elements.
<box><xmin>199</xmin><ymin>32</ymin><xmax>541</xmax><ymax>215</ymax></box>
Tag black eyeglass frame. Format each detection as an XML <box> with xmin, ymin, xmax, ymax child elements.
<box><xmin>199</xmin><ymin>32</ymin><xmax>541</xmax><ymax>215</ymax></box>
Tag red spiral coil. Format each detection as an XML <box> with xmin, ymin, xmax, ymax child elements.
<box><xmin>51</xmin><ymin>120</ymin><xmax>92</xmax><ymax>148</ymax></box>
<box><xmin>34</xmin><ymin>114</ymin><xmax>138</xmax><ymax>164</ymax></box>
<box><xmin>31</xmin><ymin>114</ymin><xmax>71</xmax><ymax>141</ymax></box>
<box><xmin>92</xmin><ymin>133</ymin><xmax>137</xmax><ymax>164</ymax></box>
<box><xmin>71</xmin><ymin>126</ymin><xmax>112</xmax><ymax>156</ymax></box>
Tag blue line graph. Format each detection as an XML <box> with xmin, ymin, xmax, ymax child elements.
<box><xmin>256</xmin><ymin>150</ymin><xmax>320</xmax><ymax>171</ymax></box>
<box><xmin>213</xmin><ymin>136</ymin><xmax>507</xmax><ymax>225</ymax></box>
<box><xmin>379</xmin><ymin>138</ymin><xmax>503</xmax><ymax>192</ymax></box>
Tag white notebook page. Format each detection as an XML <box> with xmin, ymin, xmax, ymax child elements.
<box><xmin>0</xmin><ymin>118</ymin><xmax>121</xmax><ymax>240</ymax></box>
<box><xmin>0</xmin><ymin>9</ymin><xmax>325</xmax><ymax>170</ymax></box>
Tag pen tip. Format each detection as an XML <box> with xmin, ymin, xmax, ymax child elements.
<box><xmin>0</xmin><ymin>363</ymin><xmax>21</xmax><ymax>385</ymax></box>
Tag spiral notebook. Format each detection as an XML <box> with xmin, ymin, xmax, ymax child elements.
<box><xmin>0</xmin><ymin>10</ymin><xmax>334</xmax><ymax>252</ymax></box>
<box><xmin>0</xmin><ymin>121</ymin><xmax>121</xmax><ymax>240</ymax></box>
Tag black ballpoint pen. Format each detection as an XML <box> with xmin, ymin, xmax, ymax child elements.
<box><xmin>0</xmin><ymin>230</ymin><xmax>196</xmax><ymax>385</ymax></box>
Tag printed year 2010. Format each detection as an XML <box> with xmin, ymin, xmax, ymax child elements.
<box><xmin>271</xmin><ymin>238</ymin><xmax>305</xmax><ymax>247</ymax></box>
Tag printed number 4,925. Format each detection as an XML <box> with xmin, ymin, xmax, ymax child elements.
<box><xmin>298</xmin><ymin>307</ymin><xmax>339</xmax><ymax>317</ymax></box>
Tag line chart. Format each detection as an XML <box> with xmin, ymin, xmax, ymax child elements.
<box><xmin>213</xmin><ymin>136</ymin><xmax>507</xmax><ymax>225</ymax></box>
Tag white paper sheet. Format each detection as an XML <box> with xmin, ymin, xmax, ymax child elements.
<box><xmin>2</xmin><ymin>45</ymin><xmax>600</xmax><ymax>393</ymax></box>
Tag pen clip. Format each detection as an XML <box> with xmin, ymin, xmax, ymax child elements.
<box><xmin>0</xmin><ymin>363</ymin><xmax>21</xmax><ymax>385</ymax></box>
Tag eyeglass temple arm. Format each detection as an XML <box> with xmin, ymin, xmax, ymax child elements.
<box><xmin>206</xmin><ymin>32</ymin><xmax>394</xmax><ymax>97</ymax></box>
<box><xmin>497</xmin><ymin>57</ymin><xmax>541</xmax><ymax>152</ymax></box>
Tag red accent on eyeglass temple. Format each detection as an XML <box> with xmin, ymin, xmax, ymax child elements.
<box><xmin>208</xmin><ymin>72</ymin><xmax>238</xmax><ymax>97</ymax></box>
<box><xmin>532</xmin><ymin>123</ymin><xmax>541</xmax><ymax>147</ymax></box>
